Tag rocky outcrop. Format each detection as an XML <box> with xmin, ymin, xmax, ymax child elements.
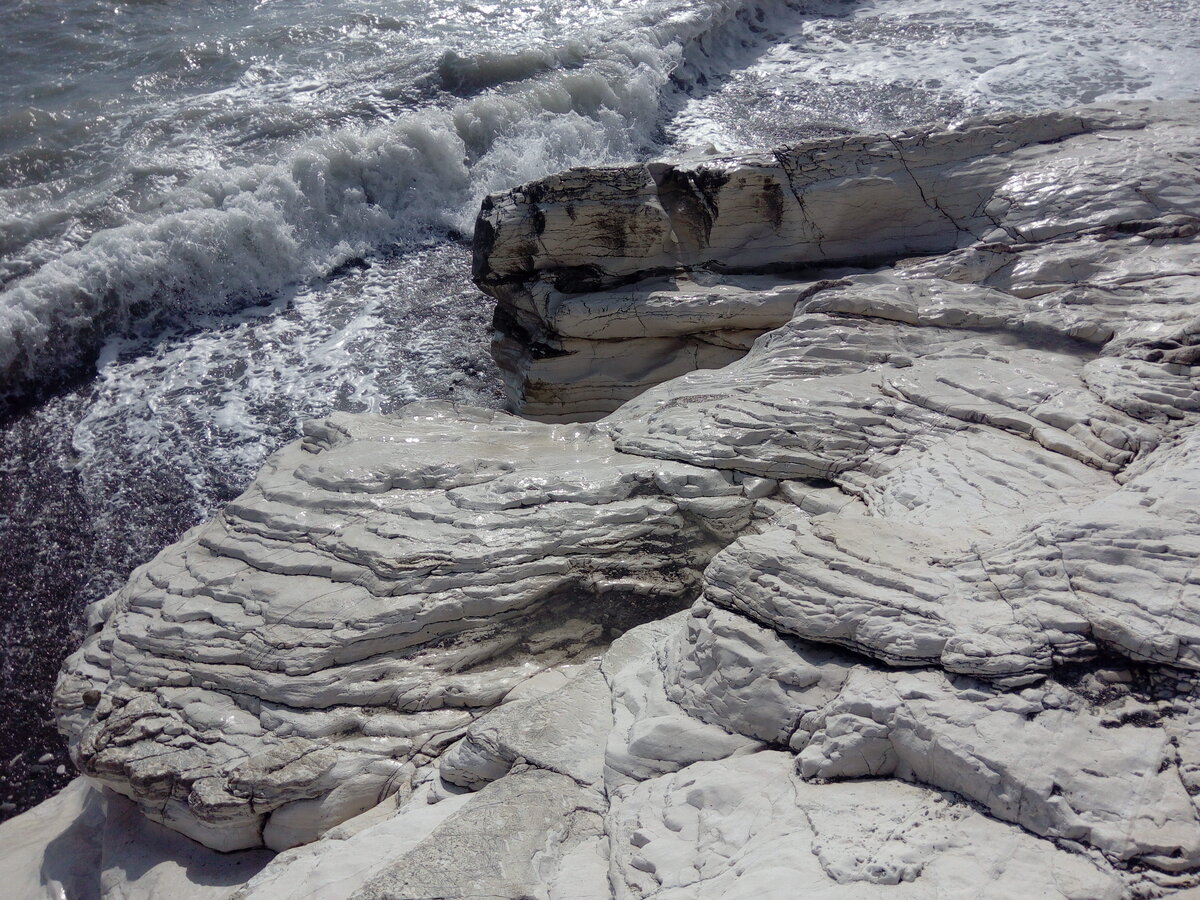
<box><xmin>51</xmin><ymin>408</ymin><xmax>751</xmax><ymax>851</ymax></box>
<box><xmin>477</xmin><ymin>101</ymin><xmax>1200</xmax><ymax>420</ymax></box>
<box><xmin>3</xmin><ymin>99</ymin><xmax>1200</xmax><ymax>898</ymax></box>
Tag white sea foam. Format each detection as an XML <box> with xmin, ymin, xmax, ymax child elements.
<box><xmin>0</xmin><ymin>0</ymin><xmax>795</xmax><ymax>401</ymax></box>
<box><xmin>666</xmin><ymin>0</ymin><xmax>1200</xmax><ymax>151</ymax></box>
<box><xmin>71</xmin><ymin>243</ymin><xmax>495</xmax><ymax>516</ymax></box>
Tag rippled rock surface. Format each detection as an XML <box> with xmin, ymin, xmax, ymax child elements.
<box><xmin>50</xmin><ymin>408</ymin><xmax>751</xmax><ymax>851</ymax></box>
<box><xmin>4</xmin><ymin>100</ymin><xmax>1200</xmax><ymax>898</ymax></box>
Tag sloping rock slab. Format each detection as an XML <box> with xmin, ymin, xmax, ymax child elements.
<box><xmin>53</xmin><ymin>405</ymin><xmax>751</xmax><ymax>849</ymax></box>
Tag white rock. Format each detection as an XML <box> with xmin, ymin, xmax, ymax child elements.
<box><xmin>232</xmin><ymin>783</ymin><xmax>474</xmax><ymax>900</ymax></box>
<box><xmin>602</xmin><ymin>615</ymin><xmax>762</xmax><ymax>790</ymax></box>
<box><xmin>607</xmin><ymin>752</ymin><xmax>1125</xmax><ymax>899</ymax></box>
<box><xmin>53</xmin><ymin>406</ymin><xmax>750</xmax><ymax>849</ymax></box>
<box><xmin>346</xmin><ymin>768</ymin><xmax>606</xmax><ymax>900</ymax></box>
<box><xmin>11</xmin><ymin>100</ymin><xmax>1200</xmax><ymax>897</ymax></box>
<box><xmin>0</xmin><ymin>778</ymin><xmax>272</xmax><ymax>900</ymax></box>
<box><xmin>0</xmin><ymin>778</ymin><xmax>104</xmax><ymax>900</ymax></box>
<box><xmin>439</xmin><ymin>660</ymin><xmax>612</xmax><ymax>789</ymax></box>
<box><xmin>477</xmin><ymin>100</ymin><xmax>1200</xmax><ymax>419</ymax></box>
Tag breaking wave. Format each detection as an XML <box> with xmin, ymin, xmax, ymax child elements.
<box><xmin>0</xmin><ymin>0</ymin><xmax>798</xmax><ymax>408</ymax></box>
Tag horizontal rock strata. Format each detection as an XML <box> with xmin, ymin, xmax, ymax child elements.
<box><xmin>53</xmin><ymin>408</ymin><xmax>753</xmax><ymax>850</ymax></box>
<box><xmin>5</xmin><ymin>99</ymin><xmax>1200</xmax><ymax>898</ymax></box>
<box><xmin>476</xmin><ymin>100</ymin><xmax>1200</xmax><ymax>420</ymax></box>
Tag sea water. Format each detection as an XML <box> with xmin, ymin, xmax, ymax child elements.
<box><xmin>1</xmin><ymin>0</ymin><xmax>1197</xmax><ymax>818</ymax></box>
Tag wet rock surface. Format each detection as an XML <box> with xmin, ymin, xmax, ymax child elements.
<box><xmin>478</xmin><ymin>101</ymin><xmax>1200</xmax><ymax>421</ymax></box>
<box><xmin>4</xmin><ymin>100</ymin><xmax>1200</xmax><ymax>898</ymax></box>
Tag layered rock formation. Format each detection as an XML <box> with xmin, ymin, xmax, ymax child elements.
<box><xmin>4</xmin><ymin>99</ymin><xmax>1200</xmax><ymax>898</ymax></box>
<box><xmin>51</xmin><ymin>409</ymin><xmax>752</xmax><ymax>851</ymax></box>
<box><xmin>478</xmin><ymin>102</ymin><xmax>1199</xmax><ymax>420</ymax></box>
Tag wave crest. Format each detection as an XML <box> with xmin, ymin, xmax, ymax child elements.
<box><xmin>0</xmin><ymin>0</ymin><xmax>798</xmax><ymax>408</ymax></box>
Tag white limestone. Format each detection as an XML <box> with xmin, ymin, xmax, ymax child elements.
<box><xmin>5</xmin><ymin>100</ymin><xmax>1200</xmax><ymax>898</ymax></box>
<box><xmin>52</xmin><ymin>407</ymin><xmax>751</xmax><ymax>850</ymax></box>
<box><xmin>0</xmin><ymin>777</ymin><xmax>272</xmax><ymax>900</ymax></box>
<box><xmin>607</xmin><ymin>752</ymin><xmax>1126</xmax><ymax>899</ymax></box>
<box><xmin>476</xmin><ymin>99</ymin><xmax>1200</xmax><ymax>420</ymax></box>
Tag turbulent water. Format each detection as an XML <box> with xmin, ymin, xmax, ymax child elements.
<box><xmin>1</xmin><ymin>0</ymin><xmax>1198</xmax><ymax>819</ymax></box>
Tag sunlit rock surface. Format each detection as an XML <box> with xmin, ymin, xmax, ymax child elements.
<box><xmin>3</xmin><ymin>99</ymin><xmax>1200</xmax><ymax>898</ymax></box>
<box><xmin>477</xmin><ymin>100</ymin><xmax>1200</xmax><ymax>421</ymax></box>
<box><xmin>51</xmin><ymin>408</ymin><xmax>751</xmax><ymax>851</ymax></box>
